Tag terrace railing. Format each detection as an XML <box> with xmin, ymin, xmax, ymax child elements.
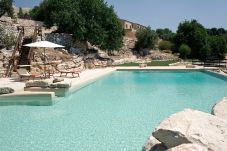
<box><xmin>192</xmin><ymin>59</ymin><xmax>227</xmax><ymax>68</ymax></box>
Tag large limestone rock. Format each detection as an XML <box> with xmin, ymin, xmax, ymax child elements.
<box><xmin>49</xmin><ymin>81</ymin><xmax>71</xmax><ymax>88</ymax></box>
<box><xmin>25</xmin><ymin>80</ymin><xmax>50</xmax><ymax>88</ymax></box>
<box><xmin>0</xmin><ymin>87</ymin><xmax>14</xmax><ymax>95</ymax></box>
<box><xmin>212</xmin><ymin>97</ymin><xmax>227</xmax><ymax>119</ymax></box>
<box><xmin>152</xmin><ymin>109</ymin><xmax>227</xmax><ymax>151</ymax></box>
<box><xmin>167</xmin><ymin>144</ymin><xmax>208</xmax><ymax>151</ymax></box>
<box><xmin>142</xmin><ymin>136</ymin><xmax>166</xmax><ymax>151</ymax></box>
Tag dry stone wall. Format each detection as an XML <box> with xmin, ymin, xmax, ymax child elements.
<box><xmin>44</xmin><ymin>33</ymin><xmax>73</xmax><ymax>49</ymax></box>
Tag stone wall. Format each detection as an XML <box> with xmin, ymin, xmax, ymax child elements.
<box><xmin>44</xmin><ymin>33</ymin><xmax>73</xmax><ymax>49</ymax></box>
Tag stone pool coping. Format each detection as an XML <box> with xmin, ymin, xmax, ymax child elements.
<box><xmin>0</xmin><ymin>66</ymin><xmax>226</xmax><ymax>106</ymax></box>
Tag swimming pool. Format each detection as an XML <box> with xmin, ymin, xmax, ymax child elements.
<box><xmin>0</xmin><ymin>70</ymin><xmax>227</xmax><ymax>151</ymax></box>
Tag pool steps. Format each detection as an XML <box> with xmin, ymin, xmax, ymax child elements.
<box><xmin>0</xmin><ymin>92</ymin><xmax>55</xmax><ymax>106</ymax></box>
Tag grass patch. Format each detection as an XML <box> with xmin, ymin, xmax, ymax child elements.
<box><xmin>116</xmin><ymin>60</ymin><xmax>177</xmax><ymax>66</ymax></box>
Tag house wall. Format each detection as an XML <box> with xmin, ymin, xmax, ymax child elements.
<box><xmin>121</xmin><ymin>19</ymin><xmax>146</xmax><ymax>32</ymax></box>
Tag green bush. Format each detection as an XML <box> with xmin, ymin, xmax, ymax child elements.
<box><xmin>174</xmin><ymin>20</ymin><xmax>208</xmax><ymax>59</ymax></box>
<box><xmin>158</xmin><ymin>40</ymin><xmax>174</xmax><ymax>50</ymax></box>
<box><xmin>208</xmin><ymin>36</ymin><xmax>227</xmax><ymax>59</ymax></box>
<box><xmin>135</xmin><ymin>26</ymin><xmax>157</xmax><ymax>50</ymax></box>
<box><xmin>0</xmin><ymin>27</ymin><xmax>16</xmax><ymax>49</ymax></box>
<box><xmin>156</xmin><ymin>28</ymin><xmax>175</xmax><ymax>41</ymax></box>
<box><xmin>179</xmin><ymin>44</ymin><xmax>191</xmax><ymax>59</ymax></box>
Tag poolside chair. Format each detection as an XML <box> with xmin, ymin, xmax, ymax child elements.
<box><xmin>52</xmin><ymin>65</ymin><xmax>80</xmax><ymax>78</ymax></box>
<box><xmin>17</xmin><ymin>68</ymin><xmax>44</xmax><ymax>80</ymax></box>
<box><xmin>220</xmin><ymin>67</ymin><xmax>227</xmax><ymax>74</ymax></box>
<box><xmin>94</xmin><ymin>61</ymin><xmax>102</xmax><ymax>68</ymax></box>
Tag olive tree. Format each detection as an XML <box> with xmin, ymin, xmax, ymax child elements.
<box><xmin>0</xmin><ymin>0</ymin><xmax>14</xmax><ymax>17</ymax></box>
<box><xmin>135</xmin><ymin>27</ymin><xmax>157</xmax><ymax>50</ymax></box>
<box><xmin>30</xmin><ymin>0</ymin><xmax>124</xmax><ymax>50</ymax></box>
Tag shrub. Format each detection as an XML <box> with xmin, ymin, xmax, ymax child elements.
<box><xmin>156</xmin><ymin>28</ymin><xmax>175</xmax><ymax>41</ymax></box>
<box><xmin>179</xmin><ymin>44</ymin><xmax>191</xmax><ymax>59</ymax></box>
<box><xmin>208</xmin><ymin>36</ymin><xmax>227</xmax><ymax>59</ymax></box>
<box><xmin>158</xmin><ymin>40</ymin><xmax>174</xmax><ymax>50</ymax></box>
<box><xmin>0</xmin><ymin>26</ymin><xmax>16</xmax><ymax>49</ymax></box>
<box><xmin>174</xmin><ymin>20</ymin><xmax>208</xmax><ymax>59</ymax></box>
<box><xmin>135</xmin><ymin>26</ymin><xmax>157</xmax><ymax>50</ymax></box>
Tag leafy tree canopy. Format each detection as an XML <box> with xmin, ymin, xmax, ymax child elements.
<box><xmin>174</xmin><ymin>20</ymin><xmax>209</xmax><ymax>59</ymax></box>
<box><xmin>208</xmin><ymin>36</ymin><xmax>227</xmax><ymax>59</ymax></box>
<box><xmin>17</xmin><ymin>7</ymin><xmax>23</xmax><ymax>18</ymax></box>
<box><xmin>135</xmin><ymin>27</ymin><xmax>157</xmax><ymax>50</ymax></box>
<box><xmin>156</xmin><ymin>28</ymin><xmax>175</xmax><ymax>41</ymax></box>
<box><xmin>0</xmin><ymin>0</ymin><xmax>14</xmax><ymax>18</ymax></box>
<box><xmin>30</xmin><ymin>0</ymin><xmax>124</xmax><ymax>50</ymax></box>
<box><xmin>207</xmin><ymin>28</ymin><xmax>227</xmax><ymax>36</ymax></box>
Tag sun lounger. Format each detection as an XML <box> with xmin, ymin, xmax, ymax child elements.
<box><xmin>220</xmin><ymin>67</ymin><xmax>227</xmax><ymax>74</ymax></box>
<box><xmin>17</xmin><ymin>68</ymin><xmax>44</xmax><ymax>80</ymax></box>
<box><xmin>52</xmin><ymin>65</ymin><xmax>80</xmax><ymax>78</ymax></box>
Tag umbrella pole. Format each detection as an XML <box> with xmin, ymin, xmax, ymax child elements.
<box><xmin>44</xmin><ymin>48</ymin><xmax>46</xmax><ymax>78</ymax></box>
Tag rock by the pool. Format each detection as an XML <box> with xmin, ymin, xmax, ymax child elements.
<box><xmin>53</xmin><ymin>78</ymin><xmax>64</xmax><ymax>83</ymax></box>
<box><xmin>152</xmin><ymin>109</ymin><xmax>227</xmax><ymax>151</ymax></box>
<box><xmin>49</xmin><ymin>82</ymin><xmax>71</xmax><ymax>89</ymax></box>
<box><xmin>0</xmin><ymin>87</ymin><xmax>14</xmax><ymax>95</ymax></box>
<box><xmin>56</xmin><ymin>83</ymin><xmax>71</xmax><ymax>88</ymax></box>
<box><xmin>167</xmin><ymin>144</ymin><xmax>208</xmax><ymax>151</ymax></box>
<box><xmin>212</xmin><ymin>97</ymin><xmax>227</xmax><ymax>119</ymax></box>
<box><xmin>25</xmin><ymin>80</ymin><xmax>49</xmax><ymax>88</ymax></box>
<box><xmin>142</xmin><ymin>136</ymin><xmax>166</xmax><ymax>151</ymax></box>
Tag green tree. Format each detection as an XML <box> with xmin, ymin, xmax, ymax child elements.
<box><xmin>17</xmin><ymin>7</ymin><xmax>24</xmax><ymax>18</ymax></box>
<box><xmin>207</xmin><ymin>28</ymin><xmax>227</xmax><ymax>36</ymax></box>
<box><xmin>158</xmin><ymin>40</ymin><xmax>174</xmax><ymax>50</ymax></box>
<box><xmin>156</xmin><ymin>28</ymin><xmax>175</xmax><ymax>41</ymax></box>
<box><xmin>174</xmin><ymin>20</ymin><xmax>209</xmax><ymax>60</ymax></box>
<box><xmin>30</xmin><ymin>0</ymin><xmax>124</xmax><ymax>50</ymax></box>
<box><xmin>0</xmin><ymin>0</ymin><xmax>14</xmax><ymax>17</ymax></box>
<box><xmin>135</xmin><ymin>27</ymin><xmax>157</xmax><ymax>50</ymax></box>
<box><xmin>208</xmin><ymin>36</ymin><xmax>227</xmax><ymax>59</ymax></box>
<box><xmin>179</xmin><ymin>44</ymin><xmax>191</xmax><ymax>59</ymax></box>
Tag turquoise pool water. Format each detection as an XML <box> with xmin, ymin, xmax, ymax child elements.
<box><xmin>0</xmin><ymin>71</ymin><xmax>227</xmax><ymax>151</ymax></box>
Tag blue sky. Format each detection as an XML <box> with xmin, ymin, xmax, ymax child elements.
<box><xmin>14</xmin><ymin>0</ymin><xmax>227</xmax><ymax>31</ymax></box>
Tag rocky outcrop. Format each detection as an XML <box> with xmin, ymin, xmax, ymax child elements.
<box><xmin>0</xmin><ymin>87</ymin><xmax>14</xmax><ymax>95</ymax></box>
<box><xmin>212</xmin><ymin>97</ymin><xmax>227</xmax><ymax>119</ymax></box>
<box><xmin>142</xmin><ymin>136</ymin><xmax>166</xmax><ymax>151</ymax></box>
<box><xmin>152</xmin><ymin>109</ymin><xmax>227</xmax><ymax>151</ymax></box>
<box><xmin>167</xmin><ymin>144</ymin><xmax>208</xmax><ymax>151</ymax></box>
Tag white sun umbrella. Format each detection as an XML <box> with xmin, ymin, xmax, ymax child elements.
<box><xmin>24</xmin><ymin>41</ymin><xmax>65</xmax><ymax>77</ymax></box>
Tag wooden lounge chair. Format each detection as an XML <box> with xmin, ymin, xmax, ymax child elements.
<box><xmin>220</xmin><ymin>67</ymin><xmax>227</xmax><ymax>74</ymax></box>
<box><xmin>17</xmin><ymin>68</ymin><xmax>44</xmax><ymax>80</ymax></box>
<box><xmin>94</xmin><ymin>61</ymin><xmax>102</xmax><ymax>68</ymax></box>
<box><xmin>52</xmin><ymin>65</ymin><xmax>80</xmax><ymax>78</ymax></box>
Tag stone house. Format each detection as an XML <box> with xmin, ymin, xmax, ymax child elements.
<box><xmin>120</xmin><ymin>19</ymin><xmax>146</xmax><ymax>32</ymax></box>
